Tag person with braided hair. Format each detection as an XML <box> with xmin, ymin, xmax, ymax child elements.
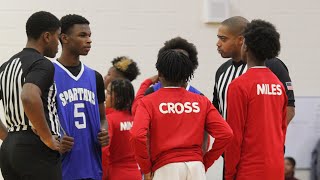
<box><xmin>143</xmin><ymin>37</ymin><xmax>203</xmax><ymax>96</ymax></box>
<box><xmin>131</xmin><ymin>37</ymin><xmax>210</xmax><ymax>158</ymax></box>
<box><xmin>104</xmin><ymin>79</ymin><xmax>142</xmax><ymax>180</ymax></box>
<box><xmin>102</xmin><ymin>56</ymin><xmax>140</xmax><ymax>179</ymax></box>
<box><xmin>130</xmin><ymin>40</ymin><xmax>233</xmax><ymax>180</ymax></box>
<box><xmin>131</xmin><ymin>37</ymin><xmax>202</xmax><ymax>116</ymax></box>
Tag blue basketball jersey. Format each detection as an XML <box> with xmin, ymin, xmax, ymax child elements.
<box><xmin>152</xmin><ymin>82</ymin><xmax>202</xmax><ymax>94</ymax></box>
<box><xmin>54</xmin><ymin>61</ymin><xmax>102</xmax><ymax>180</ymax></box>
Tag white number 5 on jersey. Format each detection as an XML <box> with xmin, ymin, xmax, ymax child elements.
<box><xmin>74</xmin><ymin>103</ymin><xmax>86</xmax><ymax>129</ymax></box>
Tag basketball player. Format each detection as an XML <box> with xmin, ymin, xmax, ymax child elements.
<box><xmin>105</xmin><ymin>79</ymin><xmax>142</xmax><ymax>180</ymax></box>
<box><xmin>143</xmin><ymin>37</ymin><xmax>202</xmax><ymax>96</ymax></box>
<box><xmin>224</xmin><ymin>19</ymin><xmax>287</xmax><ymax>180</ymax></box>
<box><xmin>103</xmin><ymin>56</ymin><xmax>140</xmax><ymax>90</ymax></box>
<box><xmin>131</xmin><ymin>37</ymin><xmax>210</xmax><ymax>156</ymax></box>
<box><xmin>132</xmin><ymin>37</ymin><xmax>203</xmax><ymax>114</ymax></box>
<box><xmin>130</xmin><ymin>41</ymin><xmax>233</xmax><ymax>180</ymax></box>
<box><xmin>102</xmin><ymin>56</ymin><xmax>140</xmax><ymax>179</ymax></box>
<box><xmin>54</xmin><ymin>14</ymin><xmax>108</xmax><ymax>180</ymax></box>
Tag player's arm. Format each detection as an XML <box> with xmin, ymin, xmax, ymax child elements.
<box><xmin>98</xmin><ymin>103</ymin><xmax>109</xmax><ymax>147</ymax></box>
<box><xmin>224</xmin><ymin>83</ymin><xmax>247</xmax><ymax>180</ymax></box>
<box><xmin>144</xmin><ymin>86</ymin><xmax>155</xmax><ymax>96</ymax></box>
<box><xmin>203</xmin><ymin>99</ymin><xmax>233</xmax><ymax>171</ymax></box>
<box><xmin>21</xmin><ymin>59</ymin><xmax>60</xmax><ymax>151</ymax></box>
<box><xmin>131</xmin><ymin>75</ymin><xmax>158</xmax><ymax>116</ymax></box>
<box><xmin>143</xmin><ymin>75</ymin><xmax>159</xmax><ymax>96</ymax></box>
<box><xmin>267</xmin><ymin>59</ymin><xmax>295</xmax><ymax>124</ymax></box>
<box><xmin>95</xmin><ymin>71</ymin><xmax>109</xmax><ymax>146</ymax></box>
<box><xmin>130</xmin><ymin>101</ymin><xmax>152</xmax><ymax>174</ymax></box>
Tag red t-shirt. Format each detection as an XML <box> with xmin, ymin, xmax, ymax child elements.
<box><xmin>105</xmin><ymin>110</ymin><xmax>141</xmax><ymax>180</ymax></box>
<box><xmin>130</xmin><ymin>87</ymin><xmax>233</xmax><ymax>174</ymax></box>
<box><xmin>224</xmin><ymin>67</ymin><xmax>287</xmax><ymax>180</ymax></box>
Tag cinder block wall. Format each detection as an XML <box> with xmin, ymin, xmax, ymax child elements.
<box><xmin>0</xmin><ymin>0</ymin><xmax>318</xmax><ymax>179</ymax></box>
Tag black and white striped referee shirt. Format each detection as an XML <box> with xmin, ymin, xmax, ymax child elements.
<box><xmin>212</xmin><ymin>58</ymin><xmax>295</xmax><ymax>119</ymax></box>
<box><xmin>0</xmin><ymin>48</ymin><xmax>60</xmax><ymax>135</ymax></box>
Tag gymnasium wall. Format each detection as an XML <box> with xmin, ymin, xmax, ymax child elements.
<box><xmin>0</xmin><ymin>0</ymin><xmax>319</xmax><ymax>179</ymax></box>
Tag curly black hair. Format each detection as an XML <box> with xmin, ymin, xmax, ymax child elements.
<box><xmin>156</xmin><ymin>49</ymin><xmax>194</xmax><ymax>83</ymax></box>
<box><xmin>243</xmin><ymin>19</ymin><xmax>280</xmax><ymax>62</ymax></box>
<box><xmin>158</xmin><ymin>37</ymin><xmax>198</xmax><ymax>71</ymax></box>
<box><xmin>110</xmin><ymin>79</ymin><xmax>135</xmax><ymax>112</ymax></box>
<box><xmin>112</xmin><ymin>56</ymin><xmax>140</xmax><ymax>81</ymax></box>
<box><xmin>26</xmin><ymin>11</ymin><xmax>60</xmax><ymax>40</ymax></box>
<box><xmin>60</xmin><ymin>14</ymin><xmax>89</xmax><ymax>34</ymax></box>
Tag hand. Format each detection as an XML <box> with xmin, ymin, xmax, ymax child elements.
<box><xmin>144</xmin><ymin>172</ymin><xmax>153</xmax><ymax>180</ymax></box>
<box><xmin>60</xmin><ymin>135</ymin><xmax>74</xmax><ymax>154</ymax></box>
<box><xmin>149</xmin><ymin>75</ymin><xmax>159</xmax><ymax>84</ymax></box>
<box><xmin>43</xmin><ymin>135</ymin><xmax>61</xmax><ymax>151</ymax></box>
<box><xmin>32</xmin><ymin>127</ymin><xmax>60</xmax><ymax>151</ymax></box>
<box><xmin>98</xmin><ymin>129</ymin><xmax>109</xmax><ymax>147</ymax></box>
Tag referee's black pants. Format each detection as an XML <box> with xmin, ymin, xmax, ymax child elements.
<box><xmin>0</xmin><ymin>130</ymin><xmax>62</xmax><ymax>180</ymax></box>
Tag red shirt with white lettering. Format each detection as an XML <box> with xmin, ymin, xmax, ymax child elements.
<box><xmin>225</xmin><ymin>67</ymin><xmax>287</xmax><ymax>180</ymax></box>
<box><xmin>130</xmin><ymin>87</ymin><xmax>233</xmax><ymax>174</ymax></box>
<box><xmin>106</xmin><ymin>110</ymin><xmax>141</xmax><ymax>180</ymax></box>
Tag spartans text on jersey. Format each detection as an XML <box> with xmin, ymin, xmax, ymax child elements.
<box><xmin>59</xmin><ymin>88</ymin><xmax>96</xmax><ymax>106</ymax></box>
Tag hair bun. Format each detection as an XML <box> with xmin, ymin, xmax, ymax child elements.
<box><xmin>114</xmin><ymin>57</ymin><xmax>133</xmax><ymax>72</ymax></box>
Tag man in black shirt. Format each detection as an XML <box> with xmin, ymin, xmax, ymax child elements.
<box><xmin>55</xmin><ymin>14</ymin><xmax>108</xmax><ymax>180</ymax></box>
<box><xmin>0</xmin><ymin>11</ymin><xmax>62</xmax><ymax>180</ymax></box>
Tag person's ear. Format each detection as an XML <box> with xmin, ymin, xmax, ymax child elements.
<box><xmin>60</xmin><ymin>33</ymin><xmax>68</xmax><ymax>44</ymax></box>
<box><xmin>243</xmin><ymin>43</ymin><xmax>248</xmax><ymax>52</ymax></box>
<box><xmin>42</xmin><ymin>32</ymin><xmax>51</xmax><ymax>43</ymax></box>
<box><xmin>241</xmin><ymin>37</ymin><xmax>248</xmax><ymax>52</ymax></box>
<box><xmin>239</xmin><ymin>36</ymin><xmax>245</xmax><ymax>46</ymax></box>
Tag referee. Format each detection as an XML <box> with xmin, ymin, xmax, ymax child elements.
<box><xmin>0</xmin><ymin>11</ymin><xmax>62</xmax><ymax>180</ymax></box>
